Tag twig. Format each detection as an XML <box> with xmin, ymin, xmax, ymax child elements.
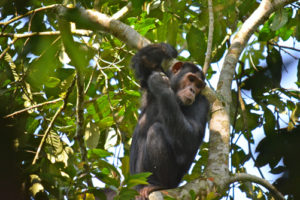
<box><xmin>202</xmin><ymin>0</ymin><xmax>214</xmax><ymax>75</ymax></box>
<box><xmin>249</xmin><ymin>53</ymin><xmax>259</xmax><ymax>71</ymax></box>
<box><xmin>4</xmin><ymin>98</ymin><xmax>62</xmax><ymax>118</ymax></box>
<box><xmin>0</xmin><ymin>38</ymin><xmax>18</xmax><ymax>60</ymax></box>
<box><xmin>237</xmin><ymin>85</ymin><xmax>265</xmax><ymax>179</ymax></box>
<box><xmin>84</xmin><ymin>67</ymin><xmax>96</xmax><ymax>95</ymax></box>
<box><xmin>32</xmin><ymin>77</ymin><xmax>76</xmax><ymax>165</ymax></box>
<box><xmin>0</xmin><ymin>4</ymin><xmax>59</xmax><ymax>26</ymax></box>
<box><xmin>99</xmin><ymin>65</ymin><xmax>123</xmax><ymax>142</ymax></box>
<box><xmin>269</xmin><ymin>41</ymin><xmax>300</xmax><ymax>52</ymax></box>
<box><xmin>226</xmin><ymin>173</ymin><xmax>285</xmax><ymax>200</ymax></box>
<box><xmin>0</xmin><ymin>30</ymin><xmax>93</xmax><ymax>39</ymax></box>
<box><xmin>32</xmin><ymin>104</ymin><xmax>63</xmax><ymax>165</ymax></box>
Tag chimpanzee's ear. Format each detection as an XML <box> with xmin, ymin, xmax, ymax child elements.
<box><xmin>171</xmin><ymin>62</ymin><xmax>183</xmax><ymax>74</ymax></box>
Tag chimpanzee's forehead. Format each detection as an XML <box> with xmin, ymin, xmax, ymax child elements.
<box><xmin>182</xmin><ymin>63</ymin><xmax>201</xmax><ymax>73</ymax></box>
<box><xmin>181</xmin><ymin>63</ymin><xmax>204</xmax><ymax>80</ymax></box>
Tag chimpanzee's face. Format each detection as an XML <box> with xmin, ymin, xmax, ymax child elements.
<box><xmin>170</xmin><ymin>62</ymin><xmax>206</xmax><ymax>105</ymax></box>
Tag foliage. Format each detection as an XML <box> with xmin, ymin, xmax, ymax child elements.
<box><xmin>256</xmin><ymin>126</ymin><xmax>300</xmax><ymax>199</ymax></box>
<box><xmin>0</xmin><ymin>0</ymin><xmax>299</xmax><ymax>199</ymax></box>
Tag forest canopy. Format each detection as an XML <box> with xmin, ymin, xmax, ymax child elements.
<box><xmin>0</xmin><ymin>0</ymin><xmax>299</xmax><ymax>199</ymax></box>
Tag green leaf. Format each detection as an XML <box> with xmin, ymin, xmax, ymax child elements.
<box><xmin>131</xmin><ymin>0</ymin><xmax>146</xmax><ymax>10</ymax></box>
<box><xmin>270</xmin><ymin>166</ymin><xmax>286</xmax><ymax>174</ymax></box>
<box><xmin>206</xmin><ymin>191</ymin><xmax>219</xmax><ymax>200</ymax></box>
<box><xmin>121</xmin><ymin>156</ymin><xmax>130</xmax><ymax>178</ymax></box>
<box><xmin>258</xmin><ymin>22</ymin><xmax>275</xmax><ymax>41</ymax></box>
<box><xmin>87</xmin><ymin>188</ymin><xmax>107</xmax><ymax>200</ymax></box>
<box><xmin>124</xmin><ymin>90</ymin><xmax>141</xmax><ymax>97</ymax></box>
<box><xmin>296</xmin><ymin>14</ymin><xmax>300</xmax><ymax>40</ymax></box>
<box><xmin>116</xmin><ymin>188</ymin><xmax>138</xmax><ymax>200</ymax></box>
<box><xmin>128</xmin><ymin>13</ymin><xmax>156</xmax><ymax>36</ymax></box>
<box><xmin>232</xmin><ymin>148</ymin><xmax>247</xmax><ymax>167</ymax></box>
<box><xmin>167</xmin><ymin>17</ymin><xmax>178</xmax><ymax>46</ymax></box>
<box><xmin>124</xmin><ymin>172</ymin><xmax>152</xmax><ymax>188</ymax></box>
<box><xmin>265</xmin><ymin>94</ymin><xmax>285</xmax><ymax>112</ymax></box>
<box><xmin>99</xmin><ymin>116</ymin><xmax>114</xmax><ymax>128</ymax></box>
<box><xmin>187</xmin><ymin>26</ymin><xmax>206</xmax><ymax>65</ymax></box>
<box><xmin>97</xmin><ymin>160</ymin><xmax>121</xmax><ymax>177</ymax></box>
<box><xmin>45</xmin><ymin>77</ymin><xmax>61</xmax><ymax>88</ymax></box>
<box><xmin>270</xmin><ymin>9</ymin><xmax>289</xmax><ymax>31</ymax></box>
<box><xmin>87</xmin><ymin>148</ymin><xmax>112</xmax><ymax>159</ymax></box>
<box><xmin>26</xmin><ymin>117</ymin><xmax>40</xmax><ymax>134</ymax></box>
<box><xmin>157</xmin><ymin>12</ymin><xmax>171</xmax><ymax>42</ymax></box>
<box><xmin>84</xmin><ymin>122</ymin><xmax>100</xmax><ymax>149</ymax></box>
<box><xmin>286</xmin><ymin>100</ymin><xmax>295</xmax><ymax>111</ymax></box>
<box><xmin>262</xmin><ymin>106</ymin><xmax>276</xmax><ymax>136</ymax></box>
<box><xmin>94</xmin><ymin>172</ymin><xmax>119</xmax><ymax>187</ymax></box>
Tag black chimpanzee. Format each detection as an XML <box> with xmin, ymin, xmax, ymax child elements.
<box><xmin>130</xmin><ymin>43</ymin><xmax>209</xmax><ymax>198</ymax></box>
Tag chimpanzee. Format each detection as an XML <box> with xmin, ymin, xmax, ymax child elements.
<box><xmin>130</xmin><ymin>43</ymin><xmax>209</xmax><ymax>198</ymax></box>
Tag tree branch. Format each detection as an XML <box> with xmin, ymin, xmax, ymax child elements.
<box><xmin>4</xmin><ymin>98</ymin><xmax>62</xmax><ymax>118</ymax></box>
<box><xmin>226</xmin><ymin>173</ymin><xmax>285</xmax><ymax>200</ymax></box>
<box><xmin>56</xmin><ymin>5</ymin><xmax>151</xmax><ymax>50</ymax></box>
<box><xmin>206</xmin><ymin>0</ymin><xmax>296</xmax><ymax>191</ymax></box>
<box><xmin>32</xmin><ymin>77</ymin><xmax>75</xmax><ymax>165</ymax></box>
<box><xmin>202</xmin><ymin>0</ymin><xmax>214</xmax><ymax>75</ymax></box>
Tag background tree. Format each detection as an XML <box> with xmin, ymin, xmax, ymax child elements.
<box><xmin>0</xmin><ymin>0</ymin><xmax>299</xmax><ymax>199</ymax></box>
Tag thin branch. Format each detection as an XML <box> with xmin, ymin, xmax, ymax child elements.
<box><xmin>202</xmin><ymin>0</ymin><xmax>214</xmax><ymax>75</ymax></box>
<box><xmin>32</xmin><ymin>77</ymin><xmax>76</xmax><ymax>165</ymax></box>
<box><xmin>270</xmin><ymin>42</ymin><xmax>299</xmax><ymax>60</ymax></box>
<box><xmin>249</xmin><ymin>53</ymin><xmax>259</xmax><ymax>71</ymax></box>
<box><xmin>269</xmin><ymin>41</ymin><xmax>300</xmax><ymax>52</ymax></box>
<box><xmin>99</xmin><ymin>64</ymin><xmax>123</xmax><ymax>142</ymax></box>
<box><xmin>0</xmin><ymin>29</ymin><xmax>93</xmax><ymax>38</ymax></box>
<box><xmin>4</xmin><ymin>98</ymin><xmax>62</xmax><ymax>118</ymax></box>
<box><xmin>0</xmin><ymin>4</ymin><xmax>58</xmax><ymax>26</ymax></box>
<box><xmin>0</xmin><ymin>38</ymin><xmax>18</xmax><ymax>59</ymax></box>
<box><xmin>237</xmin><ymin>85</ymin><xmax>265</xmax><ymax>179</ymax></box>
<box><xmin>211</xmin><ymin>32</ymin><xmax>231</xmax><ymax>61</ymax></box>
<box><xmin>0</xmin><ymin>4</ymin><xmax>59</xmax><ymax>26</ymax></box>
<box><xmin>226</xmin><ymin>173</ymin><xmax>285</xmax><ymax>200</ymax></box>
<box><xmin>84</xmin><ymin>67</ymin><xmax>96</xmax><ymax>95</ymax></box>
<box><xmin>32</xmin><ymin>104</ymin><xmax>63</xmax><ymax>165</ymax></box>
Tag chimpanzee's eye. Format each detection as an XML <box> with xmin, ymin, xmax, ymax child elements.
<box><xmin>188</xmin><ymin>75</ymin><xmax>195</xmax><ymax>82</ymax></box>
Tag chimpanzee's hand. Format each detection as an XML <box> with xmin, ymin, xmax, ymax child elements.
<box><xmin>148</xmin><ymin>72</ymin><xmax>170</xmax><ymax>93</ymax></box>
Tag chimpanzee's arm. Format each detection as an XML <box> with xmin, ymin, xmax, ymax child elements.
<box><xmin>131</xmin><ymin>43</ymin><xmax>177</xmax><ymax>88</ymax></box>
